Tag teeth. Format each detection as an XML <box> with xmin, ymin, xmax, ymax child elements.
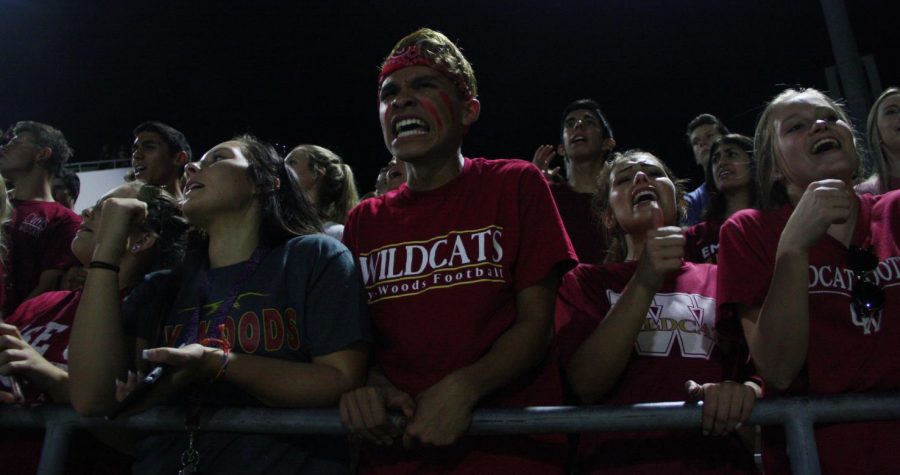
<box><xmin>632</xmin><ymin>190</ymin><xmax>658</xmax><ymax>205</ymax></box>
<box><xmin>812</xmin><ymin>138</ymin><xmax>840</xmax><ymax>154</ymax></box>
<box><xmin>397</xmin><ymin>129</ymin><xmax>428</xmax><ymax>138</ymax></box>
<box><xmin>394</xmin><ymin>118</ymin><xmax>428</xmax><ymax>136</ymax></box>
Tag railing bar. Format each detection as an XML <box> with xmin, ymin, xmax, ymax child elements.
<box><xmin>784</xmin><ymin>414</ymin><xmax>821</xmax><ymax>475</ymax></box>
<box><xmin>2</xmin><ymin>392</ymin><xmax>899</xmax><ymax>474</ymax></box>
<box><xmin>3</xmin><ymin>393</ymin><xmax>900</xmax><ymax>434</ymax></box>
<box><xmin>36</xmin><ymin>424</ymin><xmax>74</xmax><ymax>475</ymax></box>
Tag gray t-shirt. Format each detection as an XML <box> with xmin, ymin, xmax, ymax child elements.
<box><xmin>123</xmin><ymin>234</ymin><xmax>369</xmax><ymax>474</ymax></box>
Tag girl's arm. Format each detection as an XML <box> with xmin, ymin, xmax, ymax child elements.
<box><xmin>739</xmin><ymin>180</ymin><xmax>852</xmax><ymax>390</ymax></box>
<box><xmin>68</xmin><ymin>198</ymin><xmax>148</xmax><ymax>415</ymax></box>
<box><xmin>141</xmin><ymin>342</ymin><xmax>368</xmax><ymax>407</ymax></box>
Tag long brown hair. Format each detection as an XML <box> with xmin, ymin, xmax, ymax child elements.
<box><xmin>592</xmin><ymin>150</ymin><xmax>687</xmax><ymax>263</ymax></box>
<box><xmin>866</xmin><ymin>87</ymin><xmax>900</xmax><ymax>194</ymax></box>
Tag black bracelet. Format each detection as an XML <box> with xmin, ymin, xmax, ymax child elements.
<box><xmin>88</xmin><ymin>260</ymin><xmax>120</xmax><ymax>273</ymax></box>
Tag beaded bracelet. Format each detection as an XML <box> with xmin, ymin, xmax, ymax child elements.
<box><xmin>88</xmin><ymin>260</ymin><xmax>120</xmax><ymax>273</ymax></box>
<box><xmin>213</xmin><ymin>346</ymin><xmax>231</xmax><ymax>381</ymax></box>
<box><xmin>199</xmin><ymin>326</ymin><xmax>232</xmax><ymax>382</ymax></box>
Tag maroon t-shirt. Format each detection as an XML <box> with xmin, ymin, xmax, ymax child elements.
<box><xmin>550</xmin><ymin>182</ymin><xmax>607</xmax><ymax>264</ymax></box>
<box><xmin>0</xmin><ymin>289</ymin><xmax>134</xmax><ymax>474</ymax></box>
<box><xmin>4</xmin><ymin>199</ymin><xmax>80</xmax><ymax>314</ymax></box>
<box><xmin>1</xmin><ymin>290</ymin><xmax>80</xmax><ymax>402</ymax></box>
<box><xmin>344</xmin><ymin>157</ymin><xmax>577</xmax><ymax>474</ymax></box>
<box><xmin>718</xmin><ymin>191</ymin><xmax>900</xmax><ymax>474</ymax></box>
<box><xmin>683</xmin><ymin>219</ymin><xmax>723</xmax><ymax>264</ymax></box>
<box><xmin>556</xmin><ymin>261</ymin><xmax>754</xmax><ymax>474</ymax></box>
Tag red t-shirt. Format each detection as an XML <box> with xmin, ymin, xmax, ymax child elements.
<box><xmin>344</xmin><ymin>157</ymin><xmax>577</xmax><ymax>474</ymax></box>
<box><xmin>717</xmin><ymin>191</ymin><xmax>900</xmax><ymax>474</ymax></box>
<box><xmin>550</xmin><ymin>182</ymin><xmax>607</xmax><ymax>264</ymax></box>
<box><xmin>0</xmin><ymin>289</ymin><xmax>134</xmax><ymax>474</ymax></box>
<box><xmin>4</xmin><ymin>199</ymin><xmax>81</xmax><ymax>314</ymax></box>
<box><xmin>683</xmin><ymin>219</ymin><xmax>722</xmax><ymax>264</ymax></box>
<box><xmin>556</xmin><ymin>261</ymin><xmax>754</xmax><ymax>474</ymax></box>
<box><xmin>1</xmin><ymin>290</ymin><xmax>80</xmax><ymax>402</ymax></box>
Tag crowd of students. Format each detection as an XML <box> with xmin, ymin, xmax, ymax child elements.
<box><xmin>0</xmin><ymin>27</ymin><xmax>897</xmax><ymax>475</ymax></box>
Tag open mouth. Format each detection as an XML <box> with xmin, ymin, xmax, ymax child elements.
<box><xmin>717</xmin><ymin>169</ymin><xmax>733</xmax><ymax>179</ymax></box>
<box><xmin>571</xmin><ymin>135</ymin><xmax>587</xmax><ymax>144</ymax></box>
<box><xmin>133</xmin><ymin>165</ymin><xmax>147</xmax><ymax>175</ymax></box>
<box><xmin>632</xmin><ymin>189</ymin><xmax>659</xmax><ymax>207</ymax></box>
<box><xmin>811</xmin><ymin>137</ymin><xmax>841</xmax><ymax>155</ymax></box>
<box><xmin>184</xmin><ymin>182</ymin><xmax>204</xmax><ymax>194</ymax></box>
<box><xmin>77</xmin><ymin>224</ymin><xmax>93</xmax><ymax>233</ymax></box>
<box><xmin>393</xmin><ymin>118</ymin><xmax>430</xmax><ymax>138</ymax></box>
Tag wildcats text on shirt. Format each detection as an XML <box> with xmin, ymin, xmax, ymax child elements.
<box><xmin>359</xmin><ymin>226</ymin><xmax>507</xmax><ymax>303</ymax></box>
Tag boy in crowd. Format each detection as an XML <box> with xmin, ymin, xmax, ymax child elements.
<box><xmin>682</xmin><ymin>113</ymin><xmax>729</xmax><ymax>225</ymax></box>
<box><xmin>51</xmin><ymin>168</ymin><xmax>80</xmax><ymax>210</ymax></box>
<box><xmin>130</xmin><ymin>121</ymin><xmax>191</xmax><ymax>200</ymax></box>
<box><xmin>533</xmin><ymin>99</ymin><xmax>616</xmax><ymax>263</ymax></box>
<box><xmin>0</xmin><ymin>121</ymin><xmax>80</xmax><ymax>314</ymax></box>
<box><xmin>340</xmin><ymin>28</ymin><xmax>576</xmax><ymax>473</ymax></box>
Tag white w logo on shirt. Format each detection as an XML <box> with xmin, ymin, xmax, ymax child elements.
<box><xmin>608</xmin><ymin>291</ymin><xmax>718</xmax><ymax>359</ymax></box>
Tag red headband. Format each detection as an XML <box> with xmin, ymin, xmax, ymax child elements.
<box><xmin>378</xmin><ymin>44</ymin><xmax>473</xmax><ymax>99</ymax></box>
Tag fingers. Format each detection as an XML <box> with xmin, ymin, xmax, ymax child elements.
<box><xmin>0</xmin><ymin>324</ymin><xmax>23</xmax><ymax>340</ymax></box>
<box><xmin>714</xmin><ymin>385</ymin><xmax>741</xmax><ymax>435</ymax></box>
<box><xmin>0</xmin><ymin>349</ymin><xmax>25</xmax><ymax>374</ymax></box>
<box><xmin>737</xmin><ymin>383</ymin><xmax>757</xmax><ymax>425</ymax></box>
<box><xmin>699</xmin><ymin>382</ymin><xmax>757</xmax><ymax>436</ymax></box>
<box><xmin>700</xmin><ymin>383</ymin><xmax>718</xmax><ymax>435</ymax></box>
<box><xmin>685</xmin><ymin>380</ymin><xmax>704</xmax><ymax>401</ymax></box>
<box><xmin>142</xmin><ymin>348</ymin><xmax>178</xmax><ymax>365</ymax></box>
<box><xmin>636</xmin><ymin>228</ymin><xmax>685</xmax><ymax>287</ymax></box>
<box><xmin>102</xmin><ymin>197</ymin><xmax>149</xmax><ymax>218</ymax></box>
<box><xmin>115</xmin><ymin>370</ymin><xmax>141</xmax><ymax>402</ymax></box>
<box><xmin>384</xmin><ymin>388</ymin><xmax>416</xmax><ymax>418</ymax></box>
<box><xmin>804</xmin><ymin>180</ymin><xmax>853</xmax><ymax>225</ymax></box>
<box><xmin>643</xmin><ymin>230</ymin><xmax>685</xmax><ymax>269</ymax></box>
<box><xmin>808</xmin><ymin>178</ymin><xmax>847</xmax><ymax>190</ymax></box>
<box><xmin>532</xmin><ymin>145</ymin><xmax>556</xmax><ymax>169</ymax></box>
<box><xmin>0</xmin><ymin>333</ymin><xmax>15</xmax><ymax>352</ymax></box>
<box><xmin>785</xmin><ymin>180</ymin><xmax>854</xmax><ymax>251</ymax></box>
<box><xmin>339</xmin><ymin>387</ymin><xmax>401</xmax><ymax>445</ymax></box>
<box><xmin>141</xmin><ymin>344</ymin><xmax>199</xmax><ymax>366</ymax></box>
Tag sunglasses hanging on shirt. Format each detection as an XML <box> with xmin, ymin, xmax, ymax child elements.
<box><xmin>848</xmin><ymin>245</ymin><xmax>885</xmax><ymax>318</ymax></box>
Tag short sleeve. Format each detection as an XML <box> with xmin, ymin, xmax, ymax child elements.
<box><xmin>683</xmin><ymin>223</ymin><xmax>703</xmax><ymax>263</ymax></box>
<box><xmin>554</xmin><ymin>267</ymin><xmax>608</xmax><ymax>365</ymax></box>
<box><xmin>682</xmin><ymin>184</ymin><xmax>708</xmax><ymax>226</ymax></box>
<box><xmin>289</xmin><ymin>236</ymin><xmax>370</xmax><ymax>357</ymax></box>
<box><xmin>716</xmin><ymin>211</ymin><xmax>777</xmax><ymax>331</ymax></box>
<box><xmin>121</xmin><ymin>270</ymin><xmax>173</xmax><ymax>340</ymax></box>
<box><xmin>513</xmin><ymin>164</ymin><xmax>577</xmax><ymax>292</ymax></box>
<box><xmin>40</xmin><ymin>210</ymin><xmax>81</xmax><ymax>271</ymax></box>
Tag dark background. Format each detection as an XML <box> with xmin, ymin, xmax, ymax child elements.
<box><xmin>2</xmin><ymin>0</ymin><xmax>899</xmax><ymax>191</ymax></box>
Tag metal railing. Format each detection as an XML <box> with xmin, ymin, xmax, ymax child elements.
<box><xmin>2</xmin><ymin>392</ymin><xmax>899</xmax><ymax>475</ymax></box>
<box><xmin>65</xmin><ymin>158</ymin><xmax>131</xmax><ymax>173</ymax></box>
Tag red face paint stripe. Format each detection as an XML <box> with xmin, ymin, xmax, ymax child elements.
<box><xmin>422</xmin><ymin>97</ymin><xmax>444</xmax><ymax>132</ymax></box>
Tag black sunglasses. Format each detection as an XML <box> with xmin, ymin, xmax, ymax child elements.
<box><xmin>848</xmin><ymin>246</ymin><xmax>885</xmax><ymax>317</ymax></box>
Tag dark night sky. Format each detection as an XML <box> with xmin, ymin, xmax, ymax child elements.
<box><xmin>2</xmin><ymin>0</ymin><xmax>899</xmax><ymax>190</ymax></box>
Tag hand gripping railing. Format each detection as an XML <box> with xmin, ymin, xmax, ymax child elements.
<box><xmin>2</xmin><ymin>391</ymin><xmax>899</xmax><ymax>475</ymax></box>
